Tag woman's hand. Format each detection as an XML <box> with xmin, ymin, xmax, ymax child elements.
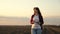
<box><xmin>31</xmin><ymin>21</ymin><xmax>34</xmax><ymax>24</ymax></box>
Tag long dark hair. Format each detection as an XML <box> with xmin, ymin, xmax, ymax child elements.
<box><xmin>34</xmin><ymin>7</ymin><xmax>44</xmax><ymax>25</ymax></box>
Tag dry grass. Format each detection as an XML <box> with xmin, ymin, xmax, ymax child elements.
<box><xmin>0</xmin><ymin>25</ymin><xmax>60</xmax><ymax>34</ymax></box>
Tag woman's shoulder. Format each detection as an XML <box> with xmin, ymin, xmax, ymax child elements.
<box><xmin>31</xmin><ymin>14</ymin><xmax>35</xmax><ymax>18</ymax></box>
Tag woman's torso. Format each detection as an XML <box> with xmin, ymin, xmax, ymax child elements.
<box><xmin>31</xmin><ymin>15</ymin><xmax>41</xmax><ymax>29</ymax></box>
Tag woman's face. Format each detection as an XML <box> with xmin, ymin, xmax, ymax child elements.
<box><xmin>33</xmin><ymin>9</ymin><xmax>38</xmax><ymax>14</ymax></box>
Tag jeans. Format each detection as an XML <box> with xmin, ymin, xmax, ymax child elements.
<box><xmin>31</xmin><ymin>28</ymin><xmax>42</xmax><ymax>34</ymax></box>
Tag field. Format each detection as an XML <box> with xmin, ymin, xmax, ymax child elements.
<box><xmin>0</xmin><ymin>25</ymin><xmax>60</xmax><ymax>34</ymax></box>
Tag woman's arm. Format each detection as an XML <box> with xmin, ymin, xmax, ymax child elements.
<box><xmin>30</xmin><ymin>15</ymin><xmax>34</xmax><ymax>24</ymax></box>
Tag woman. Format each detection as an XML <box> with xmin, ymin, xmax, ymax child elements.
<box><xmin>30</xmin><ymin>7</ymin><xmax>44</xmax><ymax>34</ymax></box>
